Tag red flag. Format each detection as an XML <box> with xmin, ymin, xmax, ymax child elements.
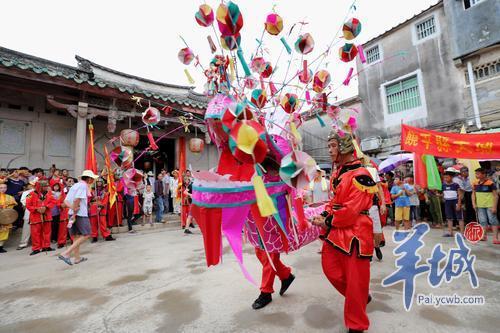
<box><xmin>104</xmin><ymin>145</ymin><xmax>117</xmax><ymax>207</ymax></box>
<box><xmin>85</xmin><ymin>124</ymin><xmax>97</xmax><ymax>173</ymax></box>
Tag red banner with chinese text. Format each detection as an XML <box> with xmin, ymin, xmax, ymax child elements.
<box><xmin>401</xmin><ymin>125</ymin><xmax>500</xmax><ymax>159</ymax></box>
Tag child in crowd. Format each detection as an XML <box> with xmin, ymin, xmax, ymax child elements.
<box><xmin>142</xmin><ymin>184</ymin><xmax>154</xmax><ymax>226</ymax></box>
<box><xmin>442</xmin><ymin>169</ymin><xmax>463</xmax><ymax>236</ymax></box>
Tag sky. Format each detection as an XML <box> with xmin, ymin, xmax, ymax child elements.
<box><xmin>0</xmin><ymin>0</ymin><xmax>439</xmax><ymax>100</ymax></box>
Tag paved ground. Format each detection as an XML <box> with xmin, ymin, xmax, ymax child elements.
<box><xmin>0</xmin><ymin>225</ymin><xmax>499</xmax><ymax>333</ymax></box>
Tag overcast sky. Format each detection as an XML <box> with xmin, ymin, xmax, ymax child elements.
<box><xmin>0</xmin><ymin>0</ymin><xmax>438</xmax><ymax>100</ymax></box>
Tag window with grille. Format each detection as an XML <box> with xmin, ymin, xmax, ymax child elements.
<box><xmin>366</xmin><ymin>45</ymin><xmax>380</xmax><ymax>64</ymax></box>
<box><xmin>464</xmin><ymin>0</ymin><xmax>483</xmax><ymax>9</ymax></box>
<box><xmin>416</xmin><ymin>16</ymin><xmax>436</xmax><ymax>40</ymax></box>
<box><xmin>385</xmin><ymin>76</ymin><xmax>422</xmax><ymax>114</ymax></box>
<box><xmin>465</xmin><ymin>59</ymin><xmax>500</xmax><ymax>84</ymax></box>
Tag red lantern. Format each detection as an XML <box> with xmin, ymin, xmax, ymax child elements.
<box><xmin>189</xmin><ymin>137</ymin><xmax>205</xmax><ymax>153</ymax></box>
<box><xmin>120</xmin><ymin>129</ymin><xmax>140</xmax><ymax>147</ymax></box>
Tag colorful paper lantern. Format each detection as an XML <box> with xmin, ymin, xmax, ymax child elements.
<box><xmin>122</xmin><ymin>168</ymin><xmax>144</xmax><ymax>189</ymax></box>
<box><xmin>343</xmin><ymin>18</ymin><xmax>362</xmax><ymax>40</ymax></box>
<box><xmin>280</xmin><ymin>93</ymin><xmax>299</xmax><ymax>114</ymax></box>
<box><xmin>250</xmin><ymin>57</ymin><xmax>266</xmax><ymax>74</ymax></box>
<box><xmin>312</xmin><ymin>70</ymin><xmax>331</xmax><ymax>93</ymax></box>
<box><xmin>250</xmin><ymin>89</ymin><xmax>268</xmax><ymax>109</ymax></box>
<box><xmin>228</xmin><ymin>120</ymin><xmax>268</xmax><ymax>164</ymax></box>
<box><xmin>205</xmin><ymin>94</ymin><xmax>233</xmax><ymax>148</ymax></box>
<box><xmin>216</xmin><ymin>1</ymin><xmax>243</xmax><ymax>37</ymax></box>
<box><xmin>243</xmin><ymin>76</ymin><xmax>258</xmax><ymax>90</ymax></box>
<box><xmin>119</xmin><ymin>129</ymin><xmax>139</xmax><ymax>147</ymax></box>
<box><xmin>264</xmin><ymin>13</ymin><xmax>283</xmax><ymax>36</ymax></box>
<box><xmin>110</xmin><ymin>146</ymin><xmax>133</xmax><ymax>170</ymax></box>
<box><xmin>298</xmin><ymin>68</ymin><xmax>313</xmax><ymax>84</ymax></box>
<box><xmin>279</xmin><ymin>150</ymin><xmax>317</xmax><ymax>189</ymax></box>
<box><xmin>222</xmin><ymin>102</ymin><xmax>254</xmax><ymax>133</ymax></box>
<box><xmin>177</xmin><ymin>47</ymin><xmax>194</xmax><ymax>65</ymax></box>
<box><xmin>189</xmin><ymin>137</ymin><xmax>205</xmax><ymax>153</ymax></box>
<box><xmin>294</xmin><ymin>33</ymin><xmax>315</xmax><ymax>55</ymax></box>
<box><xmin>261</xmin><ymin>62</ymin><xmax>273</xmax><ymax>78</ymax></box>
<box><xmin>195</xmin><ymin>4</ymin><xmax>214</xmax><ymax>27</ymax></box>
<box><xmin>339</xmin><ymin>43</ymin><xmax>358</xmax><ymax>62</ymax></box>
<box><xmin>142</xmin><ymin>107</ymin><xmax>161</xmax><ymax>126</ymax></box>
<box><xmin>220</xmin><ymin>33</ymin><xmax>241</xmax><ymax>51</ymax></box>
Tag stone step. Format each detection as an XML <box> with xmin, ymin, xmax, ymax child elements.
<box><xmin>111</xmin><ymin>218</ymin><xmax>181</xmax><ymax>234</ymax></box>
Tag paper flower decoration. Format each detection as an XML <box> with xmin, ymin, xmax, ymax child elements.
<box><xmin>298</xmin><ymin>68</ymin><xmax>313</xmax><ymax>84</ymax></box>
<box><xmin>110</xmin><ymin>146</ymin><xmax>133</xmax><ymax>170</ymax></box>
<box><xmin>312</xmin><ymin>92</ymin><xmax>328</xmax><ymax>112</ymax></box>
<box><xmin>220</xmin><ymin>33</ymin><xmax>241</xmax><ymax>51</ymax></box>
<box><xmin>243</xmin><ymin>76</ymin><xmax>258</xmax><ymax>89</ymax></box>
<box><xmin>122</xmin><ymin>168</ymin><xmax>144</xmax><ymax>189</ymax></box>
<box><xmin>250</xmin><ymin>89</ymin><xmax>267</xmax><ymax>109</ymax></box>
<box><xmin>294</xmin><ymin>33</ymin><xmax>315</xmax><ymax>55</ymax></box>
<box><xmin>228</xmin><ymin>120</ymin><xmax>268</xmax><ymax>164</ymax></box>
<box><xmin>178</xmin><ymin>47</ymin><xmax>194</xmax><ymax>65</ymax></box>
<box><xmin>279</xmin><ymin>150</ymin><xmax>317</xmax><ymax>189</ymax></box>
<box><xmin>339</xmin><ymin>43</ymin><xmax>358</xmax><ymax>62</ymax></box>
<box><xmin>195</xmin><ymin>4</ymin><xmax>214</xmax><ymax>27</ymax></box>
<box><xmin>216</xmin><ymin>1</ymin><xmax>243</xmax><ymax>37</ymax></box>
<box><xmin>264</xmin><ymin>13</ymin><xmax>283</xmax><ymax>36</ymax></box>
<box><xmin>280</xmin><ymin>93</ymin><xmax>299</xmax><ymax>114</ymax></box>
<box><xmin>222</xmin><ymin>102</ymin><xmax>254</xmax><ymax>133</ymax></box>
<box><xmin>261</xmin><ymin>62</ymin><xmax>273</xmax><ymax>78</ymax></box>
<box><xmin>250</xmin><ymin>57</ymin><xmax>266</xmax><ymax>74</ymax></box>
<box><xmin>313</xmin><ymin>70</ymin><xmax>331</xmax><ymax>93</ymax></box>
<box><xmin>205</xmin><ymin>94</ymin><xmax>233</xmax><ymax>148</ymax></box>
<box><xmin>342</xmin><ymin>18</ymin><xmax>362</xmax><ymax>40</ymax></box>
<box><xmin>119</xmin><ymin>129</ymin><xmax>139</xmax><ymax>147</ymax></box>
<box><xmin>142</xmin><ymin>107</ymin><xmax>161</xmax><ymax>126</ymax></box>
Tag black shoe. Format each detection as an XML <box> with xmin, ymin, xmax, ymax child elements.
<box><xmin>30</xmin><ymin>250</ymin><xmax>40</xmax><ymax>256</ymax></box>
<box><xmin>0</xmin><ymin>246</ymin><xmax>6</xmax><ymax>253</ymax></box>
<box><xmin>42</xmin><ymin>247</ymin><xmax>55</xmax><ymax>252</ymax></box>
<box><xmin>252</xmin><ymin>292</ymin><xmax>272</xmax><ymax>310</ymax></box>
<box><xmin>367</xmin><ymin>294</ymin><xmax>372</xmax><ymax>304</ymax></box>
<box><xmin>182</xmin><ymin>226</ymin><xmax>186</xmax><ymax>229</ymax></box>
<box><xmin>379</xmin><ymin>240</ymin><xmax>386</xmax><ymax>247</ymax></box>
<box><xmin>184</xmin><ymin>229</ymin><xmax>193</xmax><ymax>234</ymax></box>
<box><xmin>91</xmin><ymin>237</ymin><xmax>98</xmax><ymax>243</ymax></box>
<box><xmin>57</xmin><ymin>244</ymin><xmax>65</xmax><ymax>249</ymax></box>
<box><xmin>189</xmin><ymin>223</ymin><xmax>195</xmax><ymax>228</ymax></box>
<box><xmin>375</xmin><ymin>247</ymin><xmax>383</xmax><ymax>261</ymax></box>
<box><xmin>105</xmin><ymin>235</ymin><xmax>116</xmax><ymax>241</ymax></box>
<box><xmin>279</xmin><ymin>274</ymin><xmax>295</xmax><ymax>296</ymax></box>
<box><xmin>348</xmin><ymin>330</ymin><xmax>364</xmax><ymax>333</ymax></box>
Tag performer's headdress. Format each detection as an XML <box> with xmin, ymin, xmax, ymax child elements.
<box><xmin>327</xmin><ymin>130</ymin><xmax>354</xmax><ymax>155</ymax></box>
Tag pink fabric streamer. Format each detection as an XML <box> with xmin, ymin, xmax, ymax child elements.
<box><xmin>358</xmin><ymin>45</ymin><xmax>366</xmax><ymax>63</ymax></box>
<box><xmin>343</xmin><ymin>67</ymin><xmax>354</xmax><ymax>86</ymax></box>
<box><xmin>269</xmin><ymin>81</ymin><xmax>278</xmax><ymax>96</ymax></box>
<box><xmin>305</xmin><ymin>90</ymin><xmax>311</xmax><ymax>104</ymax></box>
<box><xmin>221</xmin><ymin>206</ymin><xmax>256</xmax><ymax>285</ymax></box>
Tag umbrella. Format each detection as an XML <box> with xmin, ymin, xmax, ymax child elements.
<box><xmin>379</xmin><ymin>153</ymin><xmax>413</xmax><ymax>173</ymax></box>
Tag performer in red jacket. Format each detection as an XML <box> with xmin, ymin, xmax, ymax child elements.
<box><xmin>57</xmin><ymin>189</ymin><xmax>69</xmax><ymax>248</ymax></box>
<box><xmin>108</xmin><ymin>178</ymin><xmax>124</xmax><ymax>227</ymax></box>
<box><xmin>26</xmin><ymin>179</ymin><xmax>57</xmax><ymax>255</ymax></box>
<box><xmin>312</xmin><ymin>131</ymin><xmax>377</xmax><ymax>333</ymax></box>
<box><xmin>90</xmin><ymin>179</ymin><xmax>115</xmax><ymax>242</ymax></box>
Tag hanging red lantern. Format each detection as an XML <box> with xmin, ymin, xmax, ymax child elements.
<box><xmin>189</xmin><ymin>137</ymin><xmax>205</xmax><ymax>153</ymax></box>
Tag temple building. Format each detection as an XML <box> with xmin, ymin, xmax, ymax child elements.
<box><xmin>0</xmin><ymin>46</ymin><xmax>218</xmax><ymax>175</ymax></box>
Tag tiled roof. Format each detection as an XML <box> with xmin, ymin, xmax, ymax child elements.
<box><xmin>0</xmin><ymin>46</ymin><xmax>207</xmax><ymax>109</ymax></box>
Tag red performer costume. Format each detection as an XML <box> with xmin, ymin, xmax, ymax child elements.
<box><xmin>316</xmin><ymin>131</ymin><xmax>377</xmax><ymax>333</ymax></box>
<box><xmin>26</xmin><ymin>179</ymin><xmax>56</xmax><ymax>255</ymax></box>
<box><xmin>90</xmin><ymin>181</ymin><xmax>113</xmax><ymax>242</ymax></box>
<box><xmin>57</xmin><ymin>190</ymin><xmax>69</xmax><ymax>248</ymax></box>
<box><xmin>108</xmin><ymin>179</ymin><xmax>124</xmax><ymax>227</ymax></box>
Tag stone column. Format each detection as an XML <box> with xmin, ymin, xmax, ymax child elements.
<box><xmin>74</xmin><ymin>102</ymin><xmax>88</xmax><ymax>177</ymax></box>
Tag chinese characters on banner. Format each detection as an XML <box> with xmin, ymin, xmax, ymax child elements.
<box><xmin>401</xmin><ymin>124</ymin><xmax>500</xmax><ymax>159</ymax></box>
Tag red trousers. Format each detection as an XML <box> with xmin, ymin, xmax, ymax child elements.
<box><xmin>108</xmin><ymin>202</ymin><xmax>123</xmax><ymax>227</ymax></box>
<box><xmin>30</xmin><ymin>222</ymin><xmax>51</xmax><ymax>251</ymax></box>
<box><xmin>255</xmin><ymin>248</ymin><xmax>291</xmax><ymax>294</ymax></box>
<box><xmin>181</xmin><ymin>205</ymin><xmax>190</xmax><ymax>228</ymax></box>
<box><xmin>57</xmin><ymin>220</ymin><xmax>68</xmax><ymax>246</ymax></box>
<box><xmin>90</xmin><ymin>215</ymin><xmax>111</xmax><ymax>239</ymax></box>
<box><xmin>321</xmin><ymin>242</ymin><xmax>370</xmax><ymax>331</ymax></box>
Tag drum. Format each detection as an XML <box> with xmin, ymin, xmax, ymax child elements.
<box><xmin>0</xmin><ymin>209</ymin><xmax>18</xmax><ymax>225</ymax></box>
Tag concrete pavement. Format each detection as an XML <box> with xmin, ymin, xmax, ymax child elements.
<box><xmin>0</xmin><ymin>225</ymin><xmax>498</xmax><ymax>333</ymax></box>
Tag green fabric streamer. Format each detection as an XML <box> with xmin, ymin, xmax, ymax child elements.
<box><xmin>315</xmin><ymin>114</ymin><xmax>326</xmax><ymax>127</ymax></box>
<box><xmin>423</xmin><ymin>155</ymin><xmax>442</xmax><ymax>190</ymax></box>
